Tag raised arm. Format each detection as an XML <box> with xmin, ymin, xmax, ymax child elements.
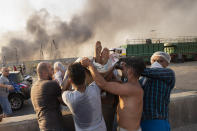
<box><xmin>81</xmin><ymin>58</ymin><xmax>135</xmax><ymax>96</ymax></box>
<box><xmin>61</xmin><ymin>70</ymin><xmax>71</xmax><ymax>92</ymax></box>
<box><xmin>142</xmin><ymin>68</ymin><xmax>175</xmax><ymax>81</ymax></box>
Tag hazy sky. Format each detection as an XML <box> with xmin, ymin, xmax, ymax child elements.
<box><xmin>1</xmin><ymin>0</ymin><xmax>197</xmax><ymax>61</ymax></box>
<box><xmin>0</xmin><ymin>0</ymin><xmax>86</xmax><ymax>33</ymax></box>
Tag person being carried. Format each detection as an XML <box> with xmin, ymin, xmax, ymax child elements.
<box><xmin>81</xmin><ymin>57</ymin><xmax>145</xmax><ymax>131</ymax></box>
<box><xmin>0</xmin><ymin>67</ymin><xmax>14</xmax><ymax>118</ymax></box>
<box><xmin>31</xmin><ymin>62</ymin><xmax>66</xmax><ymax>131</ymax></box>
<box><xmin>62</xmin><ymin>62</ymin><xmax>107</xmax><ymax>131</ymax></box>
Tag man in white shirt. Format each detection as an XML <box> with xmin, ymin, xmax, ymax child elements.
<box><xmin>53</xmin><ymin>62</ymin><xmax>66</xmax><ymax>86</ymax></box>
<box><xmin>62</xmin><ymin>62</ymin><xmax>106</xmax><ymax>131</ymax></box>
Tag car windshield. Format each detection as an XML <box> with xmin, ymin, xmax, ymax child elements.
<box><xmin>8</xmin><ymin>73</ymin><xmax>24</xmax><ymax>83</ymax></box>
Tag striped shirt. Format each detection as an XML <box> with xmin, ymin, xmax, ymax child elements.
<box><xmin>140</xmin><ymin>68</ymin><xmax>175</xmax><ymax>121</ymax></box>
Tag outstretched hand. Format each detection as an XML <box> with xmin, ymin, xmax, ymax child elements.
<box><xmin>80</xmin><ymin>57</ymin><xmax>92</xmax><ymax>67</ymax></box>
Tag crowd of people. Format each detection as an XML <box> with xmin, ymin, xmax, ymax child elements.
<box><xmin>0</xmin><ymin>41</ymin><xmax>175</xmax><ymax>131</ymax></box>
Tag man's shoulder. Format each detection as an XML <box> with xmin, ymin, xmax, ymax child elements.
<box><xmin>87</xmin><ymin>82</ymin><xmax>100</xmax><ymax>92</ymax></box>
<box><xmin>62</xmin><ymin>90</ymin><xmax>78</xmax><ymax>104</ymax></box>
<box><xmin>167</xmin><ymin>67</ymin><xmax>175</xmax><ymax>74</ymax></box>
<box><xmin>88</xmin><ymin>81</ymin><xmax>98</xmax><ymax>87</ymax></box>
<box><xmin>32</xmin><ymin>80</ymin><xmax>59</xmax><ymax>90</ymax></box>
<box><xmin>0</xmin><ymin>75</ymin><xmax>6</xmax><ymax>79</ymax></box>
<box><xmin>62</xmin><ymin>90</ymin><xmax>73</xmax><ymax>96</ymax></box>
<box><xmin>41</xmin><ymin>80</ymin><xmax>59</xmax><ymax>87</ymax></box>
<box><xmin>0</xmin><ymin>76</ymin><xmax>4</xmax><ymax>81</ymax></box>
<box><xmin>125</xmin><ymin>82</ymin><xmax>143</xmax><ymax>94</ymax></box>
<box><xmin>0</xmin><ymin>75</ymin><xmax>9</xmax><ymax>83</ymax></box>
<box><xmin>42</xmin><ymin>80</ymin><xmax>58</xmax><ymax>84</ymax></box>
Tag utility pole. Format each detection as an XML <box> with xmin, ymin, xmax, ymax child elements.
<box><xmin>53</xmin><ymin>40</ymin><xmax>57</xmax><ymax>59</ymax></box>
<box><xmin>2</xmin><ymin>56</ymin><xmax>6</xmax><ymax>66</ymax></box>
<box><xmin>52</xmin><ymin>40</ymin><xmax>60</xmax><ymax>60</ymax></box>
<box><xmin>50</xmin><ymin>41</ymin><xmax>53</xmax><ymax>59</ymax></box>
<box><xmin>15</xmin><ymin>48</ymin><xmax>19</xmax><ymax>64</ymax></box>
<box><xmin>40</xmin><ymin>43</ymin><xmax>44</xmax><ymax>60</ymax></box>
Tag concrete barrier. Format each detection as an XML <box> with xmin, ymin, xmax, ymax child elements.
<box><xmin>169</xmin><ymin>91</ymin><xmax>197</xmax><ymax>130</ymax></box>
<box><xmin>0</xmin><ymin>91</ymin><xmax>197</xmax><ymax>131</ymax></box>
<box><xmin>0</xmin><ymin>111</ymin><xmax>75</xmax><ymax>131</ymax></box>
<box><xmin>0</xmin><ymin>114</ymin><xmax>39</xmax><ymax>131</ymax></box>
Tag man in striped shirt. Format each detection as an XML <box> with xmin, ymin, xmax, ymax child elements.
<box><xmin>140</xmin><ymin>51</ymin><xmax>175</xmax><ymax>131</ymax></box>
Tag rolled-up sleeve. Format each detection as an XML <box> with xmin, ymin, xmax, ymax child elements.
<box><xmin>142</xmin><ymin>68</ymin><xmax>175</xmax><ymax>82</ymax></box>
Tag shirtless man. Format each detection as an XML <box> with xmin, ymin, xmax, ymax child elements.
<box><xmin>81</xmin><ymin>57</ymin><xmax>145</xmax><ymax>131</ymax></box>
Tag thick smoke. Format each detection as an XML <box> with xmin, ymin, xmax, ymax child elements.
<box><xmin>1</xmin><ymin>0</ymin><xmax>197</xmax><ymax>62</ymax></box>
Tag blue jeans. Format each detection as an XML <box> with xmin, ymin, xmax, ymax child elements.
<box><xmin>141</xmin><ymin>120</ymin><xmax>170</xmax><ymax>131</ymax></box>
<box><xmin>0</xmin><ymin>96</ymin><xmax>12</xmax><ymax>115</ymax></box>
<box><xmin>113</xmin><ymin>114</ymin><xmax>118</xmax><ymax>131</ymax></box>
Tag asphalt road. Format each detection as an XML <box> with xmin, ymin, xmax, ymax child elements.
<box><xmin>12</xmin><ymin>99</ymin><xmax>34</xmax><ymax>117</ymax></box>
<box><xmin>11</xmin><ymin>61</ymin><xmax>197</xmax><ymax>117</ymax></box>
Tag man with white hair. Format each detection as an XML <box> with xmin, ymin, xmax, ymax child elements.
<box><xmin>54</xmin><ymin>61</ymin><xmax>66</xmax><ymax>86</ymax></box>
<box><xmin>0</xmin><ymin>67</ymin><xmax>14</xmax><ymax>118</ymax></box>
<box><xmin>140</xmin><ymin>51</ymin><xmax>175</xmax><ymax>131</ymax></box>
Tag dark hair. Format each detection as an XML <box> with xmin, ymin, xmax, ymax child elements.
<box><xmin>120</xmin><ymin>57</ymin><xmax>146</xmax><ymax>78</ymax></box>
<box><xmin>67</xmin><ymin>62</ymin><xmax>86</xmax><ymax>85</ymax></box>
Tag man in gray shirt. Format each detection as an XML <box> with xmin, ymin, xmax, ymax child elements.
<box><xmin>62</xmin><ymin>63</ymin><xmax>106</xmax><ymax>131</ymax></box>
<box><xmin>0</xmin><ymin>67</ymin><xmax>14</xmax><ymax>118</ymax></box>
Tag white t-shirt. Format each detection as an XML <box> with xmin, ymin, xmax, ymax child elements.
<box><xmin>62</xmin><ymin>82</ymin><xmax>106</xmax><ymax>131</ymax></box>
<box><xmin>54</xmin><ymin>71</ymin><xmax>63</xmax><ymax>85</ymax></box>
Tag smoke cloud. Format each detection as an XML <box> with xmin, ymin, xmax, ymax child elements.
<box><xmin>1</xmin><ymin>0</ymin><xmax>197</xmax><ymax>62</ymax></box>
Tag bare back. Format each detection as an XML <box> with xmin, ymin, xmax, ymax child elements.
<box><xmin>117</xmin><ymin>82</ymin><xmax>143</xmax><ymax>131</ymax></box>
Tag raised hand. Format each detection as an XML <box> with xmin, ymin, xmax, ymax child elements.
<box><xmin>80</xmin><ymin>57</ymin><xmax>92</xmax><ymax>67</ymax></box>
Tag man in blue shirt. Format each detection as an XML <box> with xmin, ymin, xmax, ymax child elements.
<box><xmin>140</xmin><ymin>51</ymin><xmax>175</xmax><ymax>131</ymax></box>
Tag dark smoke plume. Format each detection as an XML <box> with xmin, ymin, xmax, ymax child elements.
<box><xmin>1</xmin><ymin>0</ymin><xmax>197</xmax><ymax>62</ymax></box>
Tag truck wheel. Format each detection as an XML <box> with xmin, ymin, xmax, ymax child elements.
<box><xmin>9</xmin><ymin>94</ymin><xmax>24</xmax><ymax>111</ymax></box>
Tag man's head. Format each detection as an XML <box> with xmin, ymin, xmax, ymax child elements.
<box><xmin>1</xmin><ymin>67</ymin><xmax>9</xmax><ymax>77</ymax></box>
<box><xmin>151</xmin><ymin>51</ymin><xmax>171</xmax><ymax>68</ymax></box>
<box><xmin>119</xmin><ymin>57</ymin><xmax>146</xmax><ymax>79</ymax></box>
<box><xmin>67</xmin><ymin>62</ymin><xmax>86</xmax><ymax>86</ymax></box>
<box><xmin>37</xmin><ymin>62</ymin><xmax>53</xmax><ymax>80</ymax></box>
<box><xmin>53</xmin><ymin>61</ymin><xmax>66</xmax><ymax>73</ymax></box>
